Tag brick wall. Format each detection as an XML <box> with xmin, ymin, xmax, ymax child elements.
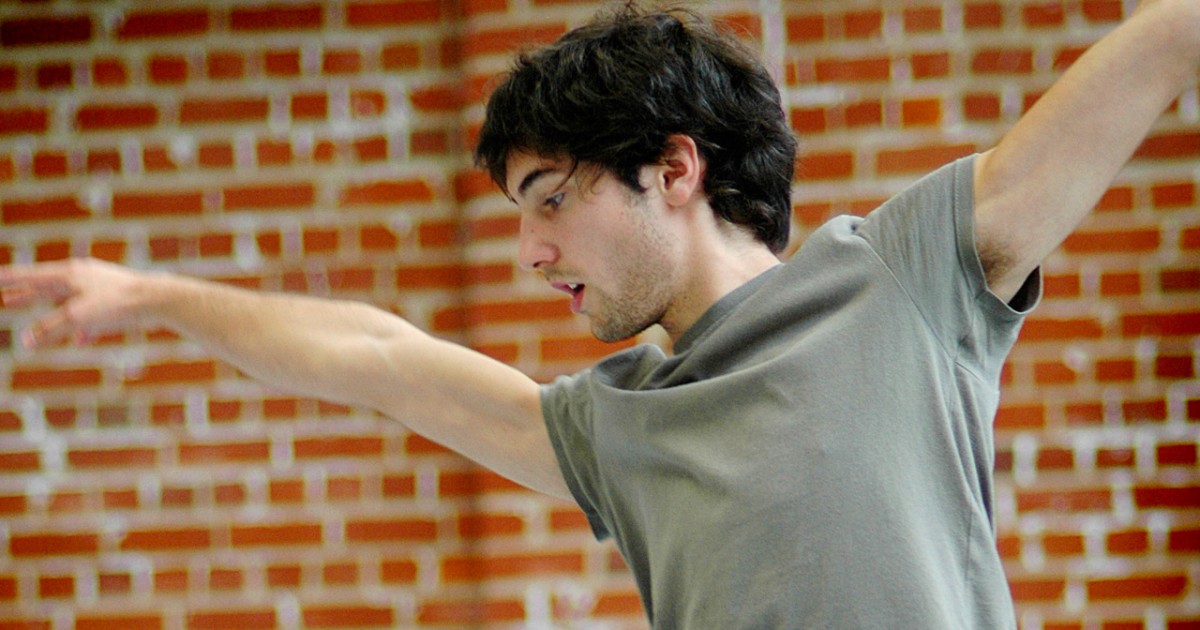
<box><xmin>0</xmin><ymin>1</ymin><xmax>1196</xmax><ymax>628</ymax></box>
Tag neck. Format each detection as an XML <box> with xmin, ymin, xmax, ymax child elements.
<box><xmin>659</xmin><ymin>221</ymin><xmax>781</xmax><ymax>346</ymax></box>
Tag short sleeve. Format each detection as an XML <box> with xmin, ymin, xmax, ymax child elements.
<box><xmin>855</xmin><ymin>155</ymin><xmax>1040</xmax><ymax>374</ymax></box>
<box><xmin>540</xmin><ymin>373</ymin><xmax>611</xmax><ymax>540</ymax></box>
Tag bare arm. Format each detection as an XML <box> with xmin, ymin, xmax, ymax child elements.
<box><xmin>974</xmin><ymin>0</ymin><xmax>1200</xmax><ymax>301</ymax></box>
<box><xmin>0</xmin><ymin>258</ymin><xmax>571</xmax><ymax>500</ymax></box>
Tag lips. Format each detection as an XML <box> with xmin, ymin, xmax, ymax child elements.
<box><xmin>551</xmin><ymin>281</ymin><xmax>586</xmax><ymax>313</ymax></box>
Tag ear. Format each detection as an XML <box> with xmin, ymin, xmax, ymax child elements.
<box><xmin>653</xmin><ymin>134</ymin><xmax>705</xmax><ymax>207</ymax></box>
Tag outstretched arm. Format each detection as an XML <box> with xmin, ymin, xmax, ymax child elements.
<box><xmin>0</xmin><ymin>258</ymin><xmax>571</xmax><ymax>500</ymax></box>
<box><xmin>973</xmin><ymin>0</ymin><xmax>1200</xmax><ymax>301</ymax></box>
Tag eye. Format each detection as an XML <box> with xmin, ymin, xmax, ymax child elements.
<box><xmin>544</xmin><ymin>191</ymin><xmax>565</xmax><ymax>211</ymax></box>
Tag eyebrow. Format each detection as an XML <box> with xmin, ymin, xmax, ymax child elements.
<box><xmin>515</xmin><ymin>167</ymin><xmax>561</xmax><ymax>198</ymax></box>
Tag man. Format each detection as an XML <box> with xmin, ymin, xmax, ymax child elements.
<box><xmin>2</xmin><ymin>1</ymin><xmax>1197</xmax><ymax>627</ymax></box>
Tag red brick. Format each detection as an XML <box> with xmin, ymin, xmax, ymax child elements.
<box><xmin>186</xmin><ymin>610</ymin><xmax>275</xmax><ymax>630</ymax></box>
<box><xmin>0</xmin><ymin>65</ymin><xmax>16</xmax><ymax>91</ymax></box>
<box><xmin>972</xmin><ymin>48</ymin><xmax>1034</xmax><ymax>74</ymax></box>
<box><xmin>230</xmin><ymin>4</ymin><xmax>323</xmax><ymax>31</ymax></box>
<box><xmin>198</xmin><ymin>142</ymin><xmax>234</xmax><ymax>168</ymax></box>
<box><xmin>1133</xmin><ymin>485</ymin><xmax>1200</xmax><ymax>509</ymax></box>
<box><xmin>1082</xmin><ymin>0</ymin><xmax>1125</xmax><ymax>21</ymax></box>
<box><xmin>1019</xmin><ymin>317</ymin><xmax>1104</xmax><ymax>341</ymax></box>
<box><xmin>443</xmin><ymin>551</ymin><xmax>584</xmax><ymax>581</ymax></box>
<box><xmin>180</xmin><ymin>97</ymin><xmax>269</xmax><ymax>124</ymax></box>
<box><xmin>381</xmin><ymin>558</ymin><xmax>418</xmax><ymax>583</ymax></box>
<box><xmin>1010</xmin><ymin>577</ymin><xmax>1066</xmax><ymax>601</ymax></box>
<box><xmin>542</xmin><ymin>335</ymin><xmax>635</xmax><ymax>361</ymax></box>
<box><xmin>1122</xmin><ymin>311</ymin><xmax>1200</xmax><ymax>337</ymax></box>
<box><xmin>786</xmin><ymin>14</ymin><xmax>825</xmax><ymax>42</ymax></box>
<box><xmin>340</xmin><ymin>180</ymin><xmax>434</xmax><ymax>206</ymax></box>
<box><xmin>121</xmin><ymin>527</ymin><xmax>211</xmax><ymax>551</ymax></box>
<box><xmin>345</xmin><ymin>518</ymin><xmax>437</xmax><ymax>542</ymax></box>
<box><xmin>814</xmin><ymin>56</ymin><xmax>890</xmax><ymax>82</ymax></box>
<box><xmin>346</xmin><ymin>1</ymin><xmax>441</xmax><ymax>26</ymax></box>
<box><xmin>1168</xmin><ymin>528</ymin><xmax>1200</xmax><ymax>552</ymax></box>
<box><xmin>112</xmin><ymin>191</ymin><xmax>203</xmax><ymax>218</ymax></box>
<box><xmin>1</xmin><ymin>17</ymin><xmax>92</xmax><ymax>47</ymax></box>
<box><xmin>265</xmin><ymin>50</ymin><xmax>302</xmax><ymax>76</ymax></box>
<box><xmin>270</xmin><ymin>479</ymin><xmax>305</xmax><ymax>503</ymax></box>
<box><xmin>74</xmin><ymin>615</ymin><xmax>162</xmax><ymax>630</ymax></box>
<box><xmin>302</xmin><ymin>606</ymin><xmax>393</xmax><ymax>629</ymax></box>
<box><xmin>1087</xmin><ymin>574</ymin><xmax>1188</xmax><ymax>600</ymax></box>
<box><xmin>291</xmin><ymin>93</ymin><xmax>328</xmax><ymax>119</ymax></box>
<box><xmin>148</xmin><ymin>55</ymin><xmax>188</xmax><ymax>84</ymax></box>
<box><xmin>75</xmin><ymin>103</ymin><xmax>158</xmax><ymax>131</ymax></box>
<box><xmin>10</xmin><ymin>533</ymin><xmax>98</xmax><ymax>557</ymax></box>
<box><xmin>206</xmin><ymin>52</ymin><xmax>244</xmax><ymax>79</ymax></box>
<box><xmin>92</xmin><ymin>58</ymin><xmax>128</xmax><ymax>85</ymax></box>
<box><xmin>67</xmin><ymin>447</ymin><xmax>157</xmax><ymax>468</ymax></box>
<box><xmin>323</xmin><ymin>50</ymin><xmax>362</xmax><ymax>75</ymax></box>
<box><xmin>901</xmin><ymin>98</ymin><xmax>941</xmax><ymax>127</ymax></box>
<box><xmin>155</xmin><ymin>570</ymin><xmax>189</xmax><ymax>592</ymax></box>
<box><xmin>382</xmin><ymin>43</ymin><xmax>421</xmax><ymax>69</ymax></box>
<box><xmin>911</xmin><ymin>52</ymin><xmax>950</xmax><ymax>79</ymax></box>
<box><xmin>1096</xmin><ymin>359</ymin><xmax>1135</xmax><ymax>382</ymax></box>
<box><xmin>1123</xmin><ymin>399</ymin><xmax>1167</xmax><ymax>423</ymax></box>
<box><xmin>87</xmin><ymin>149</ymin><xmax>122</xmax><ymax>174</ymax></box>
<box><xmin>11</xmin><ymin>366</ymin><xmax>102</xmax><ymax>389</ymax></box>
<box><xmin>0</xmin><ymin>107</ymin><xmax>50</xmax><ymax>135</ymax></box>
<box><xmin>294</xmin><ymin>436</ymin><xmax>383</xmax><ymax>459</ymax></box>
<box><xmin>0</xmin><ymin>451</ymin><xmax>39</xmax><ymax>472</ymax></box>
<box><xmin>1043</xmin><ymin>532</ymin><xmax>1083</xmax><ymax>555</ymax></box>
<box><xmin>1135</xmin><ymin>132</ymin><xmax>1200</xmax><ymax>160</ymax></box>
<box><xmin>1161</xmin><ymin>269</ymin><xmax>1200</xmax><ymax>292</ymax></box>
<box><xmin>417</xmin><ymin>599</ymin><xmax>524</xmax><ymax>625</ymax></box>
<box><xmin>1107</xmin><ymin>529</ymin><xmax>1149</xmax><ymax>554</ymax></box>
<box><xmin>1016</xmin><ymin>488</ymin><xmax>1111</xmax><ymax>512</ymax></box>
<box><xmin>842</xmin><ymin>10</ymin><xmax>882</xmax><ymax>38</ymax></box>
<box><xmin>876</xmin><ymin>143</ymin><xmax>974</xmax><ymax>175</ymax></box>
<box><xmin>353</xmin><ymin>136</ymin><xmax>389</xmax><ymax>161</ymax></box>
<box><xmin>224</xmin><ymin>183</ymin><xmax>315</xmax><ymax>210</ymax></box>
<box><xmin>1100</xmin><ymin>272</ymin><xmax>1140</xmax><ymax>296</ymax></box>
<box><xmin>798</xmin><ymin>151</ymin><xmax>854</xmax><ymax>180</ymax></box>
<box><xmin>1151</xmin><ymin>182</ymin><xmax>1195</xmax><ymax>208</ymax></box>
<box><xmin>123</xmin><ymin>360</ymin><xmax>216</xmax><ymax>386</ymax></box>
<box><xmin>32</xmin><ymin>151</ymin><xmax>67</xmax><ymax>178</ymax></box>
<box><xmin>462</xmin><ymin>24</ymin><xmax>565</xmax><ymax>57</ymax></box>
<box><xmin>251</xmin><ymin>140</ymin><xmax>288</xmax><ymax>166</ymax></box>
<box><xmin>1156</xmin><ymin>355</ymin><xmax>1195</xmax><ymax>380</ymax></box>
<box><xmin>458</xmin><ymin>513</ymin><xmax>525</xmax><ymax>538</ymax></box>
<box><xmin>117</xmin><ymin>9</ymin><xmax>209</xmax><ymax>38</ymax></box>
<box><xmin>36</xmin><ymin>63</ymin><xmax>72</xmax><ymax>89</ymax></box>
<box><xmin>1023</xmin><ymin>2</ymin><xmax>1065</xmax><ymax>27</ymax></box>
<box><xmin>438</xmin><ymin>469</ymin><xmax>524</xmax><ymax>495</ymax></box>
<box><xmin>179</xmin><ymin>441</ymin><xmax>270</xmax><ymax>464</ymax></box>
<box><xmin>843</xmin><ymin>100</ymin><xmax>882</xmax><ymax>127</ymax></box>
<box><xmin>230</xmin><ymin>523</ymin><xmax>322</xmax><ymax>547</ymax></box>
<box><xmin>904</xmin><ymin>7</ymin><xmax>943</xmax><ymax>32</ymax></box>
<box><xmin>964</xmin><ymin>3</ymin><xmax>1003</xmax><ymax>29</ymax></box>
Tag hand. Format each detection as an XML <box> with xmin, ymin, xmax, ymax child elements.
<box><xmin>0</xmin><ymin>258</ymin><xmax>150</xmax><ymax>348</ymax></box>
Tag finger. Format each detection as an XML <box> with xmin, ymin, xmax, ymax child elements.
<box><xmin>23</xmin><ymin>308</ymin><xmax>77</xmax><ymax>348</ymax></box>
<box><xmin>0</xmin><ymin>261</ymin><xmax>75</xmax><ymax>296</ymax></box>
<box><xmin>0</xmin><ymin>286</ymin><xmax>37</xmax><ymax>308</ymax></box>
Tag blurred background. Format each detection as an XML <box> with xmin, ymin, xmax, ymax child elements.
<box><xmin>0</xmin><ymin>0</ymin><xmax>1197</xmax><ymax>628</ymax></box>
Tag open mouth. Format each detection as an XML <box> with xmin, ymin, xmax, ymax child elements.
<box><xmin>552</xmin><ymin>282</ymin><xmax>586</xmax><ymax>313</ymax></box>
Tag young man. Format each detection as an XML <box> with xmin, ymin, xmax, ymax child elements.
<box><xmin>2</xmin><ymin>1</ymin><xmax>1197</xmax><ymax>627</ymax></box>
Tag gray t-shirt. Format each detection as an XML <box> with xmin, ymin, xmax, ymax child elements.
<box><xmin>541</xmin><ymin>156</ymin><xmax>1039</xmax><ymax>629</ymax></box>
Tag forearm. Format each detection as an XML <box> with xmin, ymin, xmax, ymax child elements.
<box><xmin>974</xmin><ymin>0</ymin><xmax>1200</xmax><ymax>300</ymax></box>
<box><xmin>140</xmin><ymin>271</ymin><xmax>420</xmax><ymax>409</ymax></box>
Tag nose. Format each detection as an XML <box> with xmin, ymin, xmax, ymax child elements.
<box><xmin>516</xmin><ymin>213</ymin><xmax>558</xmax><ymax>272</ymax></box>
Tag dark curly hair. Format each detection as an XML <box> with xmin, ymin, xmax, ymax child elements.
<box><xmin>473</xmin><ymin>3</ymin><xmax>797</xmax><ymax>253</ymax></box>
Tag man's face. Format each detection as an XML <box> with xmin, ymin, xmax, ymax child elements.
<box><xmin>505</xmin><ymin>152</ymin><xmax>681</xmax><ymax>342</ymax></box>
